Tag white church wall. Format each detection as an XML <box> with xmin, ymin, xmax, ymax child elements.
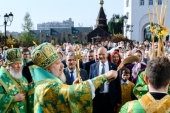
<box><xmin>124</xmin><ymin>0</ymin><xmax>170</xmax><ymax>41</ymax></box>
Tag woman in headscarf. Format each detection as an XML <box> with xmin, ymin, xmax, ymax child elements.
<box><xmin>131</xmin><ymin>50</ymin><xmax>146</xmax><ymax>83</ymax></box>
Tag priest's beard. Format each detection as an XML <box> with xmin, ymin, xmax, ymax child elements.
<box><xmin>9</xmin><ymin>66</ymin><xmax>22</xmax><ymax>79</ymax></box>
<box><xmin>59</xmin><ymin>73</ymin><xmax>66</xmax><ymax>83</ymax></box>
<box><xmin>52</xmin><ymin>71</ymin><xmax>66</xmax><ymax>83</ymax></box>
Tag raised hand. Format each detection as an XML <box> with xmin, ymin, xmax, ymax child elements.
<box><xmin>73</xmin><ymin>78</ymin><xmax>82</xmax><ymax>84</ymax></box>
<box><xmin>105</xmin><ymin>70</ymin><xmax>118</xmax><ymax>82</ymax></box>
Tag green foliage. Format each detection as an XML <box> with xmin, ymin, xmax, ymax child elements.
<box><xmin>108</xmin><ymin>14</ymin><xmax>124</xmax><ymax>35</ymax></box>
<box><xmin>111</xmin><ymin>33</ymin><xmax>130</xmax><ymax>43</ymax></box>
<box><xmin>74</xmin><ymin>40</ymin><xmax>79</xmax><ymax>44</ymax></box>
<box><xmin>19</xmin><ymin>32</ymin><xmax>39</xmax><ymax>47</ymax></box>
<box><xmin>22</xmin><ymin>12</ymin><xmax>34</xmax><ymax>32</ymax></box>
<box><xmin>18</xmin><ymin>12</ymin><xmax>39</xmax><ymax>47</ymax></box>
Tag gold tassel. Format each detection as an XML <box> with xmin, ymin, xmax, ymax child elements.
<box><xmin>33</xmin><ymin>41</ymin><xmax>38</xmax><ymax>47</ymax></box>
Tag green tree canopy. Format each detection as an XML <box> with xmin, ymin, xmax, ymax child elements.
<box><xmin>18</xmin><ymin>12</ymin><xmax>39</xmax><ymax>47</ymax></box>
<box><xmin>22</xmin><ymin>12</ymin><xmax>34</xmax><ymax>32</ymax></box>
<box><xmin>108</xmin><ymin>14</ymin><xmax>124</xmax><ymax>35</ymax></box>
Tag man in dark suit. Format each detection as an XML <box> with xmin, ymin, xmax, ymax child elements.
<box><xmin>22</xmin><ymin>61</ymin><xmax>34</xmax><ymax>84</ymax></box>
<box><xmin>62</xmin><ymin>45</ymin><xmax>75</xmax><ymax>68</ymax></box>
<box><xmin>62</xmin><ymin>45</ymin><xmax>83</xmax><ymax>68</ymax></box>
<box><xmin>63</xmin><ymin>59</ymin><xmax>83</xmax><ymax>68</ymax></box>
<box><xmin>83</xmin><ymin>50</ymin><xmax>96</xmax><ymax>75</ymax></box>
<box><xmin>89</xmin><ymin>47</ymin><xmax>121</xmax><ymax>113</ymax></box>
<box><xmin>63</xmin><ymin>52</ymin><xmax>88</xmax><ymax>85</ymax></box>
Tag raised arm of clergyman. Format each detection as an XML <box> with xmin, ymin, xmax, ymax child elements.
<box><xmin>91</xmin><ymin>74</ymin><xmax>107</xmax><ymax>89</ymax></box>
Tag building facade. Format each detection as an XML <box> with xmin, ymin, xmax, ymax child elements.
<box><xmin>124</xmin><ymin>0</ymin><xmax>170</xmax><ymax>41</ymax></box>
<box><xmin>31</xmin><ymin>27</ymin><xmax>93</xmax><ymax>44</ymax></box>
<box><xmin>37</xmin><ymin>18</ymin><xmax>74</xmax><ymax>30</ymax></box>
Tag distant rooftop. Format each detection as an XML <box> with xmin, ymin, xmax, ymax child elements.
<box><xmin>37</xmin><ymin>18</ymin><xmax>74</xmax><ymax>30</ymax></box>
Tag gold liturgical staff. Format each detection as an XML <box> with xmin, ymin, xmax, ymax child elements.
<box><xmin>74</xmin><ymin>45</ymin><xmax>82</xmax><ymax>81</ymax></box>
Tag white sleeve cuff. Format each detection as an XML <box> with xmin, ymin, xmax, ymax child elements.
<box><xmin>87</xmin><ymin>80</ymin><xmax>95</xmax><ymax>99</ymax></box>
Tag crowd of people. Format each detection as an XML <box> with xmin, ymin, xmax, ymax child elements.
<box><xmin>0</xmin><ymin>39</ymin><xmax>170</xmax><ymax>113</ymax></box>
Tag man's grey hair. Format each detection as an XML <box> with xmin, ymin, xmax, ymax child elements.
<box><xmin>66</xmin><ymin>45</ymin><xmax>74</xmax><ymax>53</ymax></box>
<box><xmin>66</xmin><ymin>52</ymin><xmax>75</xmax><ymax>60</ymax></box>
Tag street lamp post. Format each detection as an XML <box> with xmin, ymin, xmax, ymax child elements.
<box><xmin>113</xmin><ymin>15</ymin><xmax>119</xmax><ymax>35</ymax></box>
<box><xmin>114</xmin><ymin>15</ymin><xmax>128</xmax><ymax>35</ymax></box>
<box><xmin>120</xmin><ymin>15</ymin><xmax>133</xmax><ymax>38</ymax></box>
<box><xmin>91</xmin><ymin>38</ymin><xmax>94</xmax><ymax>44</ymax></box>
<box><xmin>125</xmin><ymin>24</ymin><xmax>133</xmax><ymax>38</ymax></box>
<box><xmin>0</xmin><ymin>12</ymin><xmax>14</xmax><ymax>45</ymax></box>
<box><xmin>114</xmin><ymin>15</ymin><xmax>119</xmax><ymax>23</ymax></box>
<box><xmin>123</xmin><ymin>15</ymin><xmax>128</xmax><ymax>36</ymax></box>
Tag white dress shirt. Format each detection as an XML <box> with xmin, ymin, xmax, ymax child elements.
<box><xmin>121</xmin><ymin>79</ymin><xmax>129</xmax><ymax>84</ymax></box>
<box><xmin>67</xmin><ymin>68</ymin><xmax>77</xmax><ymax>80</ymax></box>
<box><xmin>99</xmin><ymin>60</ymin><xmax>109</xmax><ymax>93</ymax></box>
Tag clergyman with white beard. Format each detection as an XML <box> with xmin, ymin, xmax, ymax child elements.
<box><xmin>0</xmin><ymin>48</ymin><xmax>29</xmax><ymax>113</ymax></box>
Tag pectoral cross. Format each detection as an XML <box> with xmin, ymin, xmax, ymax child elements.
<box><xmin>74</xmin><ymin>45</ymin><xmax>82</xmax><ymax>81</ymax></box>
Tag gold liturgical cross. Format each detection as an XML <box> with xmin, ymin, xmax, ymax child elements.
<box><xmin>74</xmin><ymin>45</ymin><xmax>82</xmax><ymax>81</ymax></box>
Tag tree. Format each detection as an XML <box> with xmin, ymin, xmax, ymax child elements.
<box><xmin>19</xmin><ymin>32</ymin><xmax>39</xmax><ymax>47</ymax></box>
<box><xmin>18</xmin><ymin>12</ymin><xmax>39</xmax><ymax>47</ymax></box>
<box><xmin>22</xmin><ymin>12</ymin><xmax>33</xmax><ymax>32</ymax></box>
<box><xmin>108</xmin><ymin>14</ymin><xmax>124</xmax><ymax>35</ymax></box>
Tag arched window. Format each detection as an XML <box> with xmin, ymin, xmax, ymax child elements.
<box><xmin>158</xmin><ymin>0</ymin><xmax>162</xmax><ymax>5</ymax></box>
<box><xmin>149</xmin><ymin>0</ymin><xmax>153</xmax><ymax>5</ymax></box>
<box><xmin>140</xmin><ymin>0</ymin><xmax>144</xmax><ymax>6</ymax></box>
<box><xmin>126</xmin><ymin>0</ymin><xmax>129</xmax><ymax>7</ymax></box>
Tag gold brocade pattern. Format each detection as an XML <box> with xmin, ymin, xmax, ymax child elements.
<box><xmin>33</xmin><ymin>75</ymin><xmax>107</xmax><ymax>113</ymax></box>
<box><xmin>5</xmin><ymin>48</ymin><xmax>22</xmax><ymax>64</ymax></box>
<box><xmin>31</xmin><ymin>43</ymin><xmax>59</xmax><ymax>69</ymax></box>
<box><xmin>139</xmin><ymin>93</ymin><xmax>170</xmax><ymax>113</ymax></box>
<box><xmin>34</xmin><ymin>79</ymin><xmax>93</xmax><ymax>113</ymax></box>
<box><xmin>30</xmin><ymin>64</ymin><xmax>108</xmax><ymax>113</ymax></box>
<box><xmin>120</xmin><ymin>93</ymin><xmax>170</xmax><ymax>113</ymax></box>
<box><xmin>0</xmin><ymin>66</ymin><xmax>28</xmax><ymax>113</ymax></box>
<box><xmin>91</xmin><ymin>74</ymin><xmax>107</xmax><ymax>89</ymax></box>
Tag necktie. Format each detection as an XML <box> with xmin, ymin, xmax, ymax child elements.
<box><xmin>100</xmin><ymin>63</ymin><xmax>105</xmax><ymax>92</ymax></box>
<box><xmin>70</xmin><ymin>71</ymin><xmax>74</xmax><ymax>83</ymax></box>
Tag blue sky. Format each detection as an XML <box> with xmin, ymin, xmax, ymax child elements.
<box><xmin>0</xmin><ymin>0</ymin><xmax>123</xmax><ymax>32</ymax></box>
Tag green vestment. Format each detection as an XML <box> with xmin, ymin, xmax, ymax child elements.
<box><xmin>133</xmin><ymin>71</ymin><xmax>170</xmax><ymax>99</ymax></box>
<box><xmin>22</xmin><ymin>59</ymin><xmax>32</xmax><ymax>66</ymax></box>
<box><xmin>22</xmin><ymin>59</ymin><xmax>34</xmax><ymax>112</ymax></box>
<box><xmin>27</xmin><ymin>83</ymin><xmax>34</xmax><ymax>113</ymax></box>
<box><xmin>29</xmin><ymin>65</ymin><xmax>107</xmax><ymax>113</ymax></box>
<box><xmin>120</xmin><ymin>93</ymin><xmax>170</xmax><ymax>113</ymax></box>
<box><xmin>0</xmin><ymin>67</ymin><xmax>29</xmax><ymax>113</ymax></box>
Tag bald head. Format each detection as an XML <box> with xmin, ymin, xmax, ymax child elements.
<box><xmin>97</xmin><ymin>47</ymin><xmax>108</xmax><ymax>63</ymax></box>
<box><xmin>98</xmin><ymin>47</ymin><xmax>107</xmax><ymax>53</ymax></box>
